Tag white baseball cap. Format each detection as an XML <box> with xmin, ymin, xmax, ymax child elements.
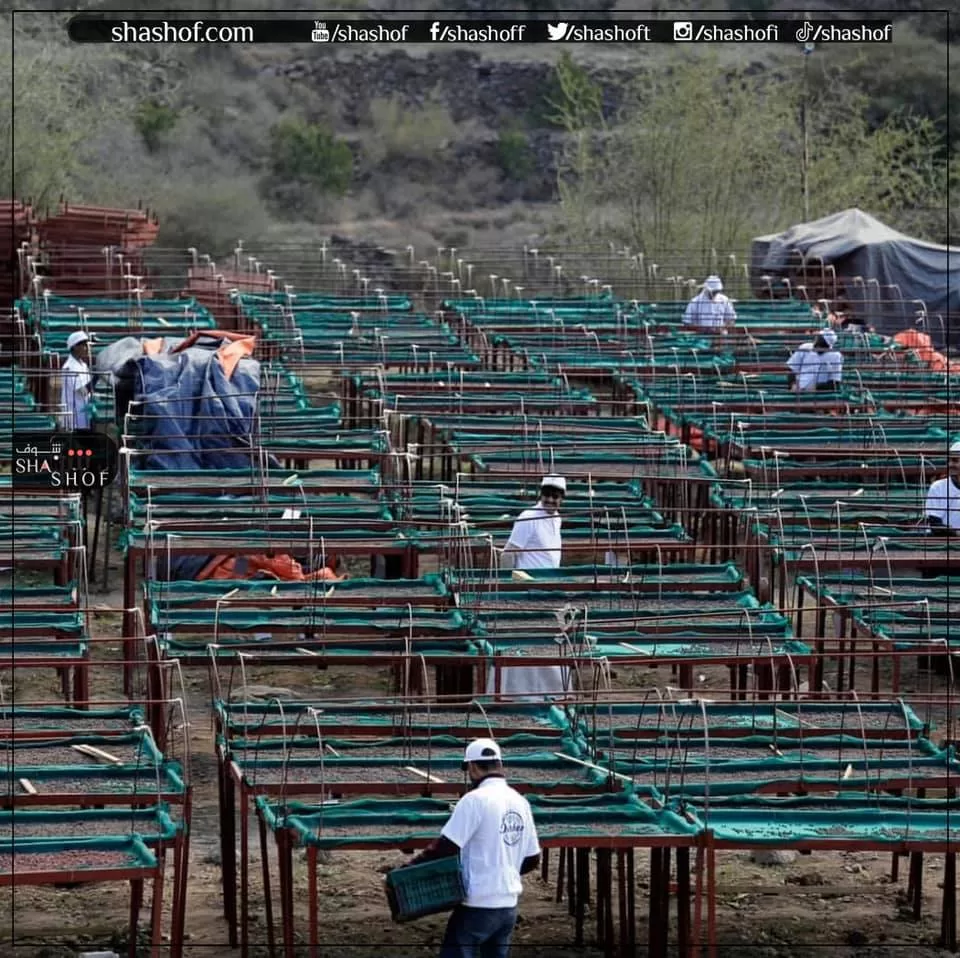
<box><xmin>541</xmin><ymin>475</ymin><xmax>567</xmax><ymax>493</ymax></box>
<box><xmin>704</xmin><ymin>275</ymin><xmax>723</xmax><ymax>293</ymax></box>
<box><xmin>950</xmin><ymin>440</ymin><xmax>960</xmax><ymax>455</ymax></box>
<box><xmin>819</xmin><ymin>328</ymin><xmax>838</xmax><ymax>348</ymax></box>
<box><xmin>462</xmin><ymin>738</ymin><xmax>502</xmax><ymax>766</ymax></box>
<box><xmin>66</xmin><ymin>330</ymin><xmax>91</xmax><ymax>351</ymax></box>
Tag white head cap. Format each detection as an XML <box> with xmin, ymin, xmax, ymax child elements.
<box><xmin>819</xmin><ymin>328</ymin><xmax>838</xmax><ymax>348</ymax></box>
<box><xmin>704</xmin><ymin>275</ymin><xmax>723</xmax><ymax>293</ymax></box>
<box><xmin>463</xmin><ymin>738</ymin><xmax>502</xmax><ymax>765</ymax></box>
<box><xmin>66</xmin><ymin>330</ymin><xmax>91</xmax><ymax>351</ymax></box>
<box><xmin>541</xmin><ymin>475</ymin><xmax>567</xmax><ymax>494</ymax></box>
<box><xmin>950</xmin><ymin>440</ymin><xmax>960</xmax><ymax>455</ymax></box>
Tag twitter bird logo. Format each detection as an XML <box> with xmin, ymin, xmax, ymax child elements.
<box><xmin>547</xmin><ymin>22</ymin><xmax>569</xmax><ymax>41</ymax></box>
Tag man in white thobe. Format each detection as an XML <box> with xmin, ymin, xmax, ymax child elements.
<box><xmin>682</xmin><ymin>275</ymin><xmax>737</xmax><ymax>330</ymax></box>
<box><xmin>493</xmin><ymin>476</ymin><xmax>572</xmax><ymax>701</ymax></box>
<box><xmin>60</xmin><ymin>330</ymin><xmax>95</xmax><ymax>430</ymax></box>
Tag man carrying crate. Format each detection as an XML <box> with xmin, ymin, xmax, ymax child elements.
<box><xmin>403</xmin><ymin>738</ymin><xmax>542</xmax><ymax>957</ymax></box>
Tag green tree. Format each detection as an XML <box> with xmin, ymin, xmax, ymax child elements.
<box><xmin>134</xmin><ymin>101</ymin><xmax>180</xmax><ymax>152</ymax></box>
<box><xmin>496</xmin><ymin>125</ymin><xmax>535</xmax><ymax>182</ymax></box>
<box><xmin>0</xmin><ymin>32</ymin><xmax>123</xmax><ymax>207</ymax></box>
<box><xmin>551</xmin><ymin>51</ymin><xmax>949</xmax><ymax>268</ymax></box>
<box><xmin>268</xmin><ymin>118</ymin><xmax>353</xmax><ymax>196</ymax></box>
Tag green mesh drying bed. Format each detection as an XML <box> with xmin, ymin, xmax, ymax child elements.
<box><xmin>713</xmin><ymin>484</ymin><xmax>924</xmax><ymax>513</ymax></box>
<box><xmin>0</xmin><ymin>528</ymin><xmax>72</xmax><ymax>564</ymax></box>
<box><xmin>0</xmin><ymin>705</ymin><xmax>147</xmax><ymax>736</ymax></box>
<box><xmin>416</xmin><ymin>510</ymin><xmax>671</xmax><ymax>542</ymax></box>
<box><xmin>1</xmin><ymin>732</ymin><xmax>166</xmax><ymax>772</ymax></box>
<box><xmin>705</xmin><ymin>425</ymin><xmax>944</xmax><ymax>449</ymax></box>
<box><xmin>19</xmin><ymin>293</ymin><xmax>215</xmax><ymax>321</ymax></box>
<box><xmin>124</xmin><ymin>466</ymin><xmax>381</xmax><ymax>493</ymax></box>
<box><xmin>127</xmin><ymin>432</ymin><xmax>391</xmax><ymax>462</ymax></box>
<box><xmin>470</xmin><ymin>447</ymin><xmax>693</xmax><ymax>474</ymax></box>
<box><xmin>0</xmin><ymin>639</ymin><xmax>89</xmax><ymax>661</ymax></box>
<box><xmin>163</xmin><ymin>636</ymin><xmax>479</xmax><ymax>662</ymax></box>
<box><xmin>258</xmin><ymin>313</ymin><xmax>441</xmax><ymax>338</ymax></box>
<box><xmin>234</xmin><ymin>292</ymin><xmax>413</xmax><ymax>313</ymax></box>
<box><xmin>449</xmin><ymin>563</ymin><xmax>746</xmax><ymax>589</ymax></box>
<box><xmin>0</xmin><ymin>835</ymin><xmax>159</xmax><ymax>879</ymax></box>
<box><xmin>3</xmin><ymin>763</ymin><xmax>186</xmax><ymax>797</ymax></box>
<box><xmin>0</xmin><ymin>488</ymin><xmax>84</xmax><ymax>521</ymax></box>
<box><xmin>0</xmin><ymin>610</ymin><xmax>85</xmax><ymax>636</ymax></box>
<box><xmin>149</xmin><ymin>605</ymin><xmax>465</xmax><ymax>634</ymax></box>
<box><xmin>797</xmin><ymin>572</ymin><xmax>960</xmax><ymax>610</ymax></box>
<box><xmin>569</xmin><ymin>699</ymin><xmax>926</xmax><ymax>739</ymax></box>
<box><xmin>463</xmin><ymin>589</ymin><xmax>780</xmax><ymax>626</ymax></box>
<box><xmin>426</xmin><ymin>415</ymin><xmax>657</xmax><ymax>437</ymax></box>
<box><xmin>1</xmin><ymin>805</ymin><xmax>180</xmax><ymax>843</ymax></box>
<box><xmin>147</xmin><ymin>575</ymin><xmax>449</xmax><ymax>606</ymax></box>
<box><xmin>403</xmin><ymin>523</ymin><xmax>692</xmax><ymax>553</ymax></box>
<box><xmin>128</xmin><ymin>495</ymin><xmax>392</xmax><ymax>524</ymax></box>
<box><xmin>258</xmin><ymin>792</ymin><xmax>696</xmax><ymax>848</ymax></box>
<box><xmin>470</xmin><ymin>629</ymin><xmax>807</xmax><ymax>661</ymax></box>
<box><xmin>698</xmin><ymin>807</ymin><xmax>960</xmax><ymax>846</ymax></box>
<box><xmin>347</xmin><ymin>370</ymin><xmax>569</xmax><ymax>390</ymax></box>
<box><xmin>741</xmin><ymin>454</ymin><xmax>948</xmax><ymax>477</ymax></box>
<box><xmin>0</xmin><ymin>580</ymin><xmax>79</xmax><ymax>606</ymax></box>
<box><xmin>597</xmin><ymin>733</ymin><xmax>940</xmax><ymax>766</ymax></box>
<box><xmin>678</xmin><ymin>792</ymin><xmax>960</xmax><ymax>814</ymax></box>
<box><xmin>214</xmin><ymin>698</ymin><xmax>569</xmax><ymax>738</ymax></box>
<box><xmin>225</xmin><ymin>732</ymin><xmax>573</xmax><ymax>760</ymax></box>
<box><xmin>378</xmin><ymin>393</ymin><xmax>597</xmax><ymax>414</ymax></box>
<box><xmin>123</xmin><ymin>524</ymin><xmax>406</xmax><ymax>557</ymax></box>
<box><xmin>227</xmin><ymin>737</ymin><xmax>612</xmax><ymax>790</ymax></box>
<box><xmin>757</xmin><ymin>526</ymin><xmax>950</xmax><ymax>566</ymax></box>
<box><xmin>448</xmin><ymin>436</ymin><xmax>681</xmax><ymax>457</ymax></box>
<box><xmin>402</xmin><ymin>490</ymin><xmax>661</xmax><ymax>518</ymax></box>
<box><xmin>603</xmin><ymin>752</ymin><xmax>960</xmax><ymax>798</ymax></box>
<box><xmin>401</xmin><ymin>476</ymin><xmax>669</xmax><ymax>501</ymax></box>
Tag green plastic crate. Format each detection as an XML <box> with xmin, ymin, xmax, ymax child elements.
<box><xmin>384</xmin><ymin>856</ymin><xmax>465</xmax><ymax>922</ymax></box>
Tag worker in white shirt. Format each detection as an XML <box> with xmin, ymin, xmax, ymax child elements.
<box><xmin>403</xmin><ymin>739</ymin><xmax>541</xmax><ymax>958</ymax></box>
<box><xmin>500</xmin><ymin>476</ymin><xmax>565</xmax><ymax>571</ymax></box>
<box><xmin>682</xmin><ymin>275</ymin><xmax>737</xmax><ymax>330</ymax></box>
<box><xmin>786</xmin><ymin>328</ymin><xmax>843</xmax><ymax>393</ymax></box>
<box><xmin>919</xmin><ymin>441</ymin><xmax>960</xmax><ymax>658</ymax></box>
<box><xmin>60</xmin><ymin>330</ymin><xmax>96</xmax><ymax>430</ymax></box>
<box><xmin>925</xmin><ymin>441</ymin><xmax>960</xmax><ymax>537</ymax></box>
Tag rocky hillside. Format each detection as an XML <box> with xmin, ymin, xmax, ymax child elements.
<box><xmin>7</xmin><ymin>6</ymin><xmax>957</xmax><ymax>254</ymax></box>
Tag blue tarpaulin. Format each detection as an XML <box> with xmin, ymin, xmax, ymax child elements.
<box><xmin>101</xmin><ymin>335</ymin><xmax>281</xmax><ymax>581</ymax></box>
<box><xmin>132</xmin><ymin>337</ymin><xmax>265</xmax><ymax>472</ymax></box>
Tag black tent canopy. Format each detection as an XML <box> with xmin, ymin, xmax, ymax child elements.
<box><xmin>751</xmin><ymin>209</ymin><xmax>957</xmax><ymax>341</ymax></box>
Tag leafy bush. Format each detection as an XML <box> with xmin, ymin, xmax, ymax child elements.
<box><xmin>365</xmin><ymin>96</ymin><xmax>457</xmax><ymax>165</ymax></box>
<box><xmin>133</xmin><ymin>101</ymin><xmax>179</xmax><ymax>152</ymax></box>
<box><xmin>154</xmin><ymin>174</ymin><xmax>271</xmax><ymax>256</ymax></box>
<box><xmin>496</xmin><ymin>126</ymin><xmax>534</xmax><ymax>181</ymax></box>
<box><xmin>268</xmin><ymin>118</ymin><xmax>352</xmax><ymax>195</ymax></box>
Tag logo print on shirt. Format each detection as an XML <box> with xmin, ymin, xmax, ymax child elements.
<box><xmin>500</xmin><ymin>810</ymin><xmax>524</xmax><ymax>846</ymax></box>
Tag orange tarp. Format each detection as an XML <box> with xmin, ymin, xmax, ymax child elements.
<box><xmin>196</xmin><ymin>554</ymin><xmax>344</xmax><ymax>582</ymax></box>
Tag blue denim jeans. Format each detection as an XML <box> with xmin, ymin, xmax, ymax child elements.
<box><xmin>438</xmin><ymin>904</ymin><xmax>518</xmax><ymax>958</ymax></box>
